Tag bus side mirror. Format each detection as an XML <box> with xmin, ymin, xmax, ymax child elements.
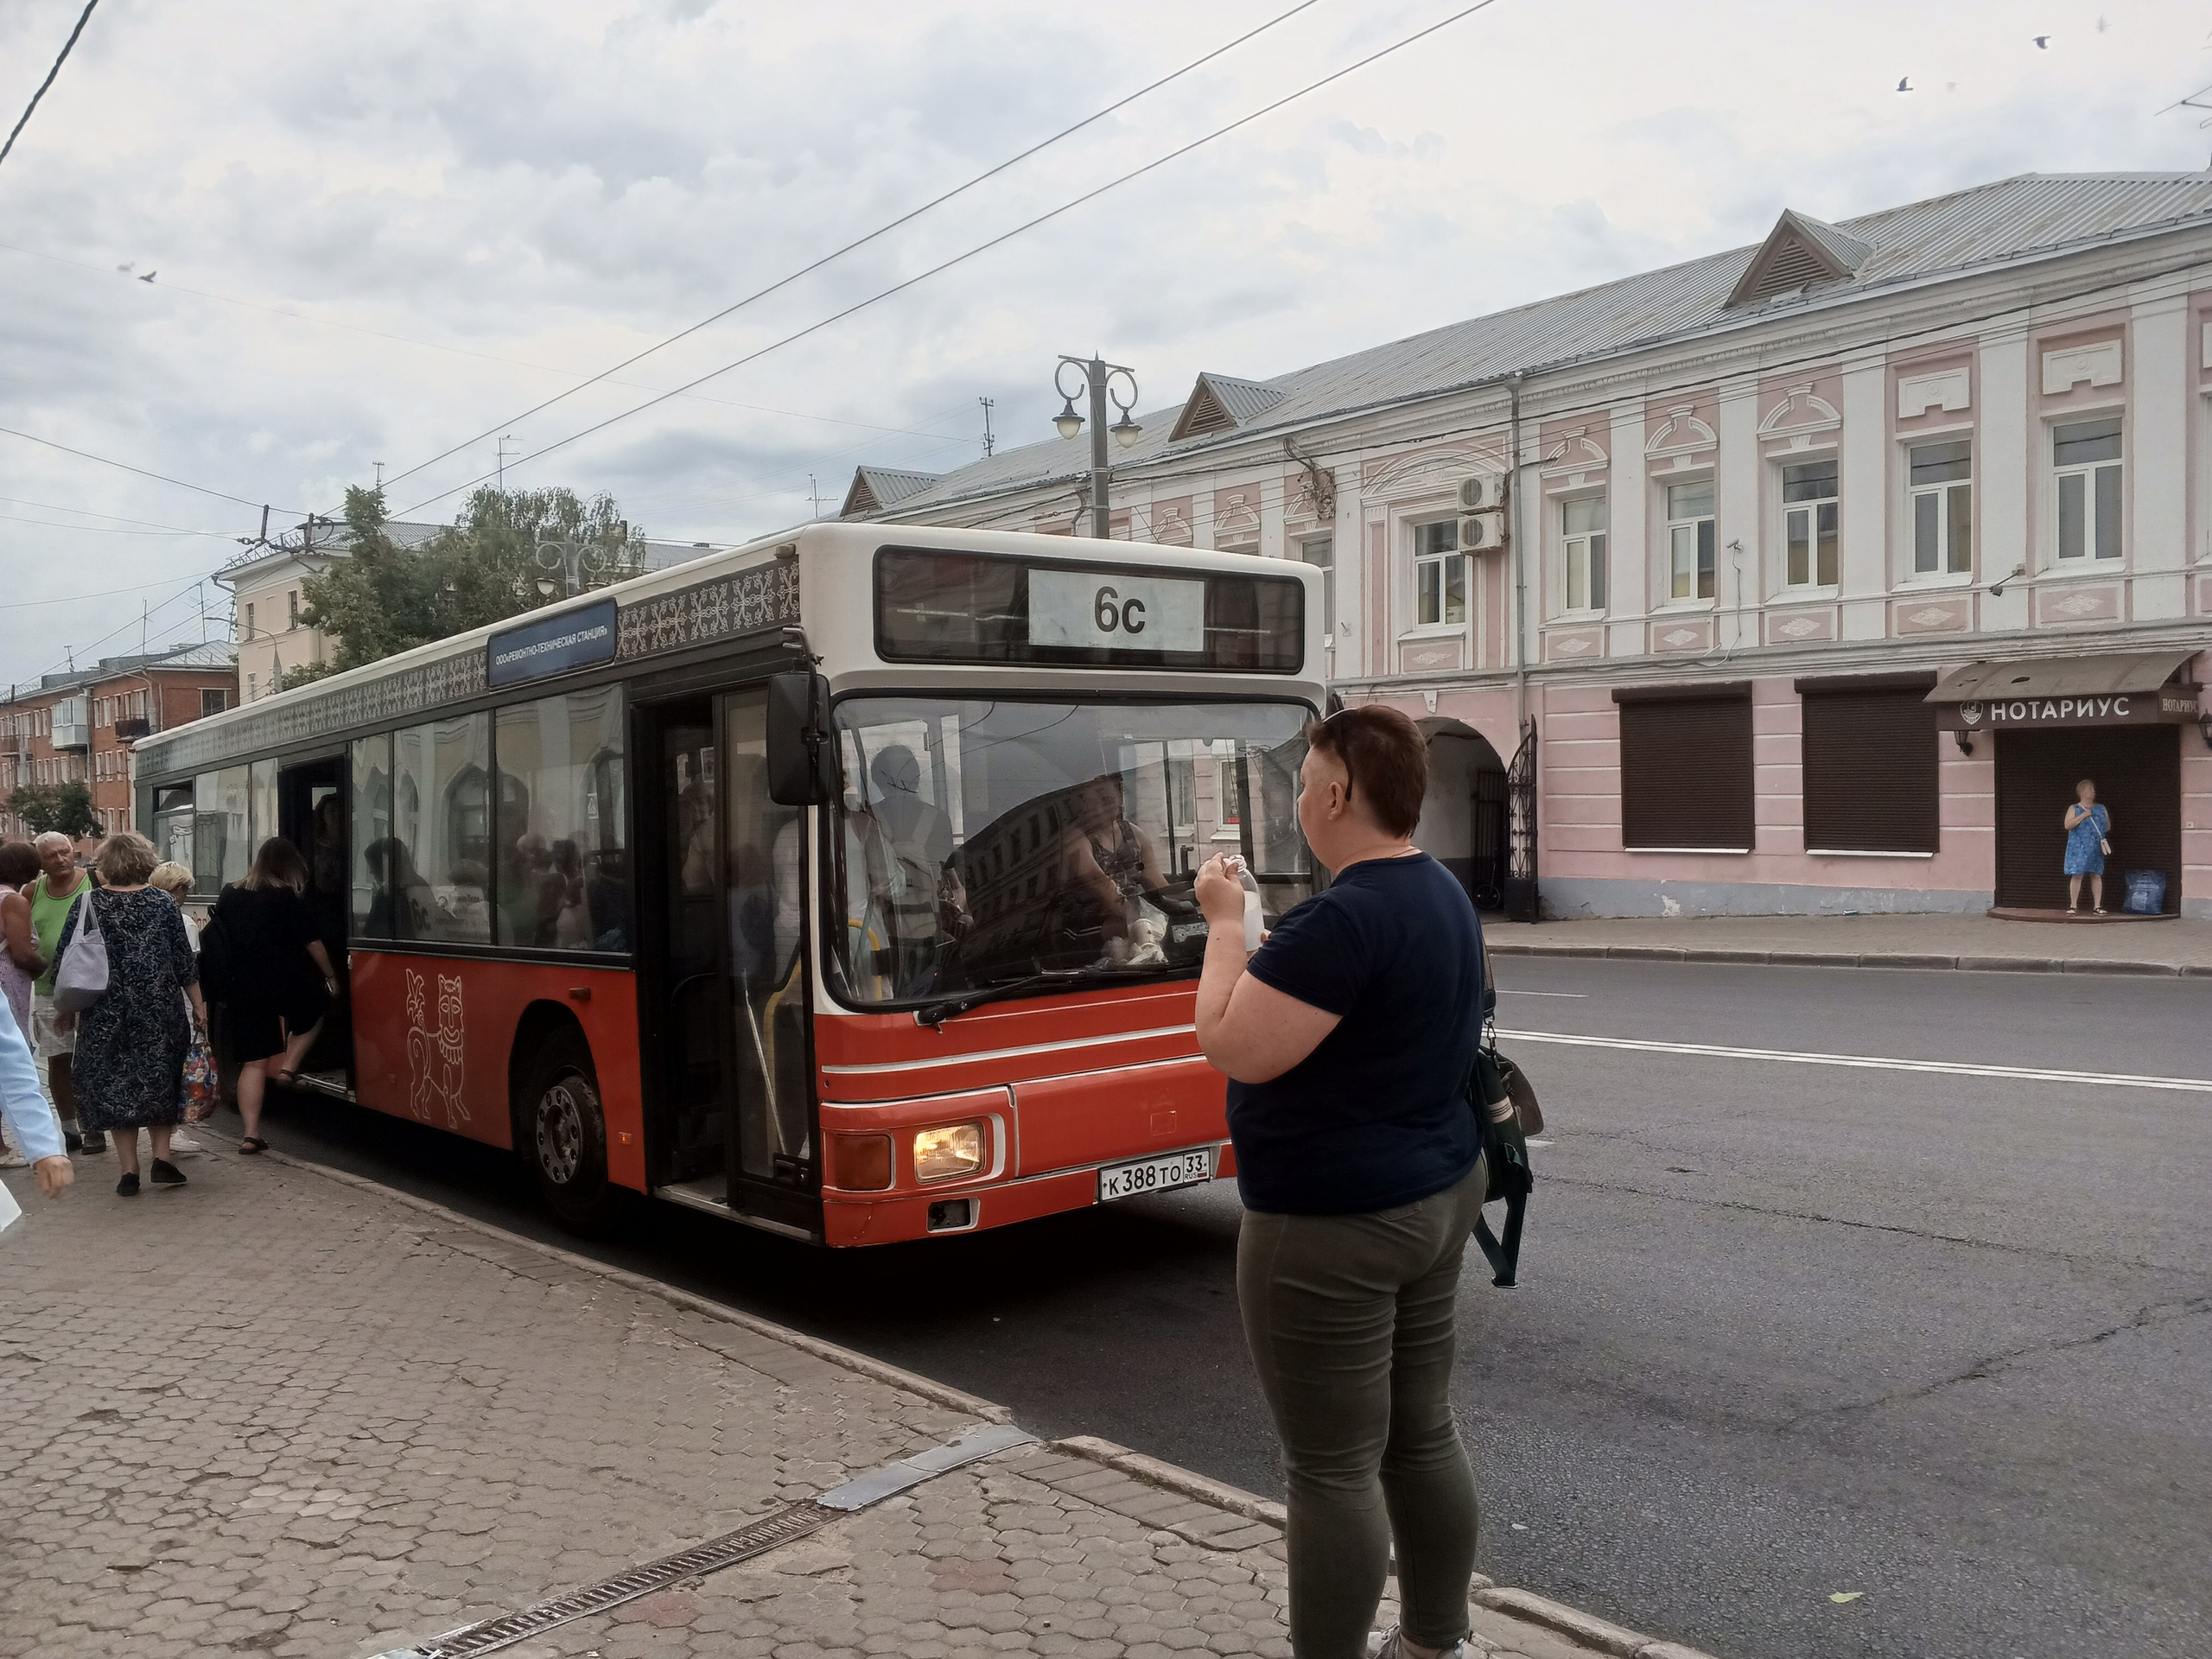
<box><xmin>767</xmin><ymin>671</ymin><xmax>836</xmax><ymax>805</ymax></box>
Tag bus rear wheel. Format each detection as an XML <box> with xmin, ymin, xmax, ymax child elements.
<box><xmin>522</xmin><ymin>1031</ymin><xmax>611</xmax><ymax>1234</ymax></box>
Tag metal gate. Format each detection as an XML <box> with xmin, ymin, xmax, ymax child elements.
<box><xmin>1502</xmin><ymin>721</ymin><xmax>1538</xmax><ymax>923</ymax></box>
<box><xmin>1469</xmin><ymin>766</ymin><xmax>1508</xmax><ymax>912</ymax></box>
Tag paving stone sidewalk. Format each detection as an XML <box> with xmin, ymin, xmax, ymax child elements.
<box><xmin>0</xmin><ymin>1147</ymin><xmax>1707</xmax><ymax>1659</ymax></box>
<box><xmin>1486</xmin><ymin>910</ymin><xmax>2212</xmax><ymax>974</ymax></box>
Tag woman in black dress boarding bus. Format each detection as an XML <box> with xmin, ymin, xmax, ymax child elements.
<box><xmin>212</xmin><ymin>838</ymin><xmax>338</xmax><ymax>1154</ymax></box>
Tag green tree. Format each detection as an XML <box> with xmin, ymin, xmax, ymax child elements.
<box><xmin>9</xmin><ymin>780</ymin><xmax>97</xmax><ymax>839</ymax></box>
<box><xmin>299</xmin><ymin>485</ymin><xmax>645</xmax><ymax>673</ymax></box>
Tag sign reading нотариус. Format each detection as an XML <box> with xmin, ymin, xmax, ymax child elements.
<box><xmin>1933</xmin><ymin>686</ymin><xmax>2201</xmax><ymax>731</ymax></box>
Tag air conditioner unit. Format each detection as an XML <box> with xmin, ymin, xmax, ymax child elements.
<box><xmin>1457</xmin><ymin>473</ymin><xmax>1508</xmax><ymax>512</ymax></box>
<box><xmin>1459</xmin><ymin>510</ymin><xmax>1509</xmax><ymax>551</ymax></box>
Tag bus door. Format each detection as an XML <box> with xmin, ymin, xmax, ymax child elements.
<box><xmin>639</xmin><ymin>691</ymin><xmax>814</xmax><ymax>1232</ymax></box>
<box><xmin>277</xmin><ymin>756</ymin><xmax>351</xmax><ymax>1079</ymax></box>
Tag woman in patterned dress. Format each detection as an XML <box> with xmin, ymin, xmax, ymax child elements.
<box><xmin>54</xmin><ymin>832</ymin><xmax>207</xmax><ymax>1197</ymax></box>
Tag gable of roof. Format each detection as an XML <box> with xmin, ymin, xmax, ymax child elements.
<box><xmin>1168</xmin><ymin>372</ymin><xmax>1290</xmax><ymax>442</ymax></box>
<box><xmin>842</xmin><ymin>467</ymin><xmax>945</xmax><ymax>517</ymax></box>
<box><xmin>1726</xmin><ymin>209</ymin><xmax>1872</xmax><ymax>308</ymax></box>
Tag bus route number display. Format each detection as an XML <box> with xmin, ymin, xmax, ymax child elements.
<box><xmin>1027</xmin><ymin>569</ymin><xmax>1205</xmax><ymax>654</ymax></box>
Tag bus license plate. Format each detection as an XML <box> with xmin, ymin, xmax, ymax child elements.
<box><xmin>1098</xmin><ymin>1147</ymin><xmax>1215</xmax><ymax>1202</ymax></box>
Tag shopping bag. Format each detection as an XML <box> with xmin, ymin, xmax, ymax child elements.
<box><xmin>181</xmin><ymin>1037</ymin><xmax>220</xmax><ymax>1122</ymax></box>
<box><xmin>53</xmin><ymin>893</ymin><xmax>109</xmax><ymax>1015</ymax></box>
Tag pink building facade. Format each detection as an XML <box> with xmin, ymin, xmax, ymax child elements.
<box><xmin>849</xmin><ymin>175</ymin><xmax>2212</xmax><ymax>918</ymax></box>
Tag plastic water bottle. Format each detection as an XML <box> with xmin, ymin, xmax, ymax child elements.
<box><xmin>1236</xmin><ymin>861</ymin><xmax>1263</xmax><ymax>953</ymax></box>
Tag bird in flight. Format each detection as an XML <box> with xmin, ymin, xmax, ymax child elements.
<box><xmin>2034</xmin><ymin>35</ymin><xmax>2050</xmax><ymax>48</ymax></box>
<box><xmin>137</xmin><ymin>270</ymin><xmax>156</xmax><ymax>283</ymax></box>
<box><xmin>1897</xmin><ymin>76</ymin><xmax>1913</xmax><ymax>92</ymax></box>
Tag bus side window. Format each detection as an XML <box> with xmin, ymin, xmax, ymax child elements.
<box><xmin>495</xmin><ymin>687</ymin><xmax>631</xmax><ymax>952</ymax></box>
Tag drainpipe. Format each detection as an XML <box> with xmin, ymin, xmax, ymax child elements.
<box><xmin>1507</xmin><ymin>372</ymin><xmax>1529</xmax><ymax>732</ymax></box>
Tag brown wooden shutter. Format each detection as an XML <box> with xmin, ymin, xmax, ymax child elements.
<box><xmin>1614</xmin><ymin>687</ymin><xmax>1754</xmax><ymax>850</ymax></box>
<box><xmin>1799</xmin><ymin>684</ymin><xmax>1939</xmax><ymax>853</ymax></box>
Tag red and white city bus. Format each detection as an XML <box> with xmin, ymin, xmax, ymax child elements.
<box><xmin>135</xmin><ymin>524</ymin><xmax>1322</xmax><ymax>1243</ymax></box>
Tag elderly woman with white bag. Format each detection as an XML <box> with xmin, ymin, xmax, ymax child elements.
<box><xmin>52</xmin><ymin>833</ymin><xmax>205</xmax><ymax>1198</ymax></box>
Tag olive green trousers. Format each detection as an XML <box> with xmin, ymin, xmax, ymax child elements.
<box><xmin>1236</xmin><ymin>1158</ymin><xmax>1487</xmax><ymax>1659</ymax></box>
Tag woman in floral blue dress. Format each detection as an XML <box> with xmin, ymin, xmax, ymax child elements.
<box><xmin>2063</xmin><ymin>779</ymin><xmax>2111</xmax><ymax>915</ymax></box>
<box><xmin>54</xmin><ymin>832</ymin><xmax>207</xmax><ymax>1196</ymax></box>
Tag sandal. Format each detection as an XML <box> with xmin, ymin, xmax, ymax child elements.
<box><xmin>238</xmin><ymin>1137</ymin><xmax>269</xmax><ymax>1155</ymax></box>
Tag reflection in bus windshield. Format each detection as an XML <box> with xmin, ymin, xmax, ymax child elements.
<box><xmin>831</xmin><ymin>697</ymin><xmax>1312</xmax><ymax>1005</ymax></box>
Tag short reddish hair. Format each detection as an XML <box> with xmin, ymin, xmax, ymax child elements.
<box><xmin>1306</xmin><ymin>705</ymin><xmax>1427</xmax><ymax>836</ymax></box>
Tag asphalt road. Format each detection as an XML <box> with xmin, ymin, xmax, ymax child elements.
<box><xmin>231</xmin><ymin>959</ymin><xmax>2212</xmax><ymax>1659</ymax></box>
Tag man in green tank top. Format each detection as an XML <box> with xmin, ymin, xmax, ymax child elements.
<box><xmin>28</xmin><ymin>831</ymin><xmax>98</xmax><ymax>1154</ymax></box>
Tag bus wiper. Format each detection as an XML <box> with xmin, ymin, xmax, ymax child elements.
<box><xmin>914</xmin><ymin>969</ymin><xmax>1089</xmax><ymax>1028</ymax></box>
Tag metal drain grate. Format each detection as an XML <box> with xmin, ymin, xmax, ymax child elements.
<box><xmin>374</xmin><ymin>1422</ymin><xmax>1037</xmax><ymax>1659</ymax></box>
<box><xmin>389</xmin><ymin>1503</ymin><xmax>833</xmax><ymax>1659</ymax></box>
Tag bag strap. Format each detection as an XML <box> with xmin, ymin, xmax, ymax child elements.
<box><xmin>1473</xmin><ymin>1196</ymin><xmax>1525</xmax><ymax>1288</ymax></box>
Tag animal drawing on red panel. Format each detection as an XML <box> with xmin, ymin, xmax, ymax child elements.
<box><xmin>404</xmin><ymin>968</ymin><xmax>468</xmax><ymax>1128</ymax></box>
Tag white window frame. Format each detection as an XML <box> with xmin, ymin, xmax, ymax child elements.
<box><xmin>1558</xmin><ymin>492</ymin><xmax>1608</xmax><ymax>615</ymax></box>
<box><xmin>1780</xmin><ymin>454</ymin><xmax>1840</xmax><ymax>590</ymax></box>
<box><xmin>2051</xmin><ymin>414</ymin><xmax>2123</xmax><ymax>564</ymax></box>
<box><xmin>1904</xmin><ymin>435</ymin><xmax>1974</xmax><ymax>582</ymax></box>
<box><xmin>1298</xmin><ymin>534</ymin><xmax>1335</xmax><ymax>639</ymax></box>
<box><xmin>1662</xmin><ymin>476</ymin><xmax>1716</xmax><ymax>604</ymax></box>
<box><xmin>1408</xmin><ymin>517</ymin><xmax>1467</xmax><ymax>632</ymax></box>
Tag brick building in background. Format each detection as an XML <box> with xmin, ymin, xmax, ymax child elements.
<box><xmin>2</xmin><ymin>643</ymin><xmax>237</xmax><ymax>844</ymax></box>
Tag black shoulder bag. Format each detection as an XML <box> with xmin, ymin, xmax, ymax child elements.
<box><xmin>1470</xmin><ymin>1020</ymin><xmax>1544</xmax><ymax>1287</ymax></box>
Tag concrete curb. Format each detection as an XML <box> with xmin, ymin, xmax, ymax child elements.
<box><xmin>257</xmin><ymin>1145</ymin><xmax>1718</xmax><ymax>1659</ymax></box>
<box><xmin>1488</xmin><ymin>940</ymin><xmax>2211</xmax><ymax>977</ymax></box>
<box><xmin>256</xmin><ymin>1147</ymin><xmax>1014</xmax><ymax>1425</ymax></box>
<box><xmin>1058</xmin><ymin>1437</ymin><xmax>1725</xmax><ymax>1659</ymax></box>
<box><xmin>1055</xmin><ymin>1434</ymin><xmax>1288</xmax><ymax>1528</ymax></box>
<box><xmin>1474</xmin><ymin>1587</ymin><xmax>1721</xmax><ymax>1659</ymax></box>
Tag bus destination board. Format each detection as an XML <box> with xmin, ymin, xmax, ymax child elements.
<box><xmin>487</xmin><ymin>598</ymin><xmax>620</xmax><ymax>689</ymax></box>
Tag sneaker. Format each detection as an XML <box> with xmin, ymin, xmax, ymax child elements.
<box><xmin>149</xmin><ymin>1159</ymin><xmax>186</xmax><ymax>1187</ymax></box>
<box><xmin>0</xmin><ymin>1146</ymin><xmax>27</xmax><ymax>1170</ymax></box>
<box><xmin>1372</xmin><ymin>1632</ymin><xmax>1465</xmax><ymax>1659</ymax></box>
<box><xmin>81</xmin><ymin>1131</ymin><xmax>107</xmax><ymax>1154</ymax></box>
<box><xmin>116</xmin><ymin>1171</ymin><xmax>140</xmax><ymax>1198</ymax></box>
<box><xmin>166</xmin><ymin>1129</ymin><xmax>204</xmax><ymax>1154</ymax></box>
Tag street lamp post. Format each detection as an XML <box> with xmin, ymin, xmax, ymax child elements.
<box><xmin>535</xmin><ymin>534</ymin><xmax>638</xmax><ymax>599</ymax></box>
<box><xmin>1052</xmin><ymin>355</ymin><xmax>1142</xmax><ymax>538</ymax></box>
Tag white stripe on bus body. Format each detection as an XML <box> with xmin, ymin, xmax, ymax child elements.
<box><xmin>819</xmin><ymin>1023</ymin><xmax>1200</xmax><ymax>1077</ymax></box>
<box><xmin>1497</xmin><ymin>1029</ymin><xmax>2212</xmax><ymax>1095</ymax></box>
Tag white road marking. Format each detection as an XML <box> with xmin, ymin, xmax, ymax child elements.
<box><xmin>1496</xmin><ymin>1028</ymin><xmax>2212</xmax><ymax>1096</ymax></box>
<box><xmin>1494</xmin><ymin>989</ymin><xmax>1587</xmax><ymax>998</ymax></box>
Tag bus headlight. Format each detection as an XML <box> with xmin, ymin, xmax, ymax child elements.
<box><xmin>912</xmin><ymin>1122</ymin><xmax>984</xmax><ymax>1183</ymax></box>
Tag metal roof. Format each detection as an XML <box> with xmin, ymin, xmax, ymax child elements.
<box><xmin>872</xmin><ymin>172</ymin><xmax>2212</xmax><ymax>518</ymax></box>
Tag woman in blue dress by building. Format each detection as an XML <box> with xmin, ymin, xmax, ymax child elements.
<box><xmin>2063</xmin><ymin>779</ymin><xmax>2111</xmax><ymax>915</ymax></box>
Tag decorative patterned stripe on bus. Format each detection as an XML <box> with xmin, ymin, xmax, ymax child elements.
<box><xmin>137</xmin><ymin>560</ymin><xmax>801</xmax><ymax>774</ymax></box>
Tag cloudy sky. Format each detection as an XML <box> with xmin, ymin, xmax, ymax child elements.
<box><xmin>3</xmin><ymin>0</ymin><xmax>2209</xmax><ymax>679</ymax></box>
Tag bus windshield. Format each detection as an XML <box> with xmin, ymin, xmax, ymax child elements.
<box><xmin>830</xmin><ymin>696</ymin><xmax>1313</xmax><ymax>1007</ymax></box>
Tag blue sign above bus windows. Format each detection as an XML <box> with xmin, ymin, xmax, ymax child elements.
<box><xmin>487</xmin><ymin>599</ymin><xmax>620</xmax><ymax>689</ymax></box>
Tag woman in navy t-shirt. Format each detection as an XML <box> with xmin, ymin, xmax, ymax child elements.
<box><xmin>1195</xmin><ymin>703</ymin><xmax>1484</xmax><ymax>1659</ymax></box>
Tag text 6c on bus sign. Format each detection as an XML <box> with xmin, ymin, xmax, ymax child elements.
<box><xmin>1028</xmin><ymin>569</ymin><xmax>1205</xmax><ymax>654</ymax></box>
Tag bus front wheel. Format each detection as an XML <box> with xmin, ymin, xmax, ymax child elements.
<box><xmin>522</xmin><ymin>1031</ymin><xmax>611</xmax><ymax>1234</ymax></box>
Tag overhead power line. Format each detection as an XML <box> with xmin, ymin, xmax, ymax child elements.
<box><xmin>398</xmin><ymin>0</ymin><xmax>1507</xmax><ymax>517</ymax></box>
<box><xmin>0</xmin><ymin>239</ymin><xmax>976</xmax><ymax>442</ymax></box>
<box><xmin>0</xmin><ymin>493</ymin><xmax>228</xmax><ymax>534</ymax></box>
<box><xmin>374</xmin><ymin>0</ymin><xmax>1328</xmax><ymax>502</ymax></box>
<box><xmin>0</xmin><ymin>425</ymin><xmax>296</xmax><ymax>515</ymax></box>
<box><xmin>0</xmin><ymin>0</ymin><xmax>99</xmax><ymax>175</ymax></box>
